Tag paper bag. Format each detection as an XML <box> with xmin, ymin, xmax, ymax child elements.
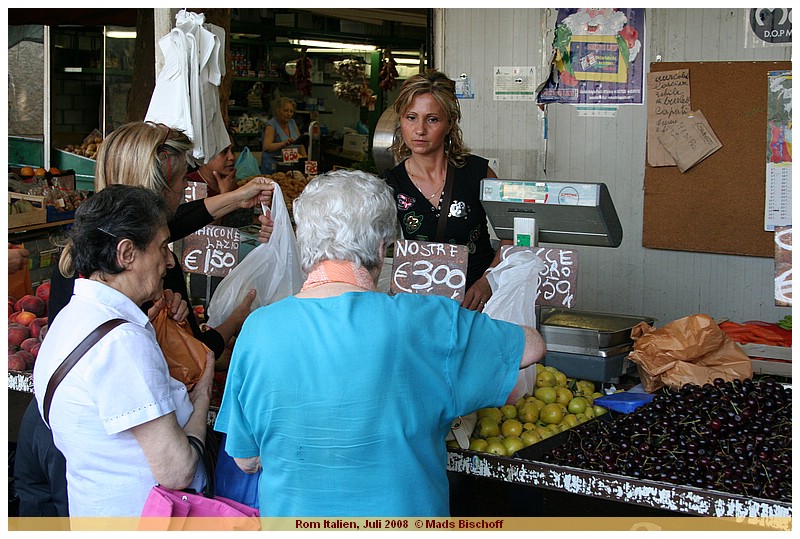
<box><xmin>627</xmin><ymin>314</ymin><xmax>753</xmax><ymax>392</ymax></box>
<box><xmin>9</xmin><ymin>265</ymin><xmax>33</xmax><ymax>299</ymax></box>
<box><xmin>152</xmin><ymin>309</ymin><xmax>211</xmax><ymax>390</ymax></box>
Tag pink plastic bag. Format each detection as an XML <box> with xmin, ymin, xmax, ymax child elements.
<box><xmin>139</xmin><ymin>485</ymin><xmax>261</xmax><ymax>531</ymax></box>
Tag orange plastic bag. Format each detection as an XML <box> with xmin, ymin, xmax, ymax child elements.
<box><xmin>627</xmin><ymin>313</ymin><xmax>753</xmax><ymax>393</ymax></box>
<box><xmin>152</xmin><ymin>309</ymin><xmax>210</xmax><ymax>390</ymax></box>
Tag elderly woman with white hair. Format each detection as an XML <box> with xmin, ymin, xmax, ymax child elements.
<box><xmin>214</xmin><ymin>169</ymin><xmax>546</xmax><ymax>517</ymax></box>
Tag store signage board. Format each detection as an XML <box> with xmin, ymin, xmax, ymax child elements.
<box><xmin>501</xmin><ymin>246</ymin><xmax>579</xmax><ymax>308</ymax></box>
<box><xmin>391</xmin><ymin>240</ymin><xmax>468</xmax><ymax>301</ymax></box>
<box><xmin>181</xmin><ymin>225</ymin><xmax>240</xmax><ymax>277</ymax></box>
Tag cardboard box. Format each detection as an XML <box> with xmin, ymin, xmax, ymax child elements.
<box><xmin>8</xmin><ymin>192</ymin><xmax>47</xmax><ymax>229</ymax></box>
<box><xmin>343</xmin><ymin>133</ymin><xmax>369</xmax><ymax>153</ymax></box>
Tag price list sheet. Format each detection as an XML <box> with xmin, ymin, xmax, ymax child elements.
<box><xmin>765</xmin><ymin>163</ymin><xmax>791</xmax><ymax>231</ymax></box>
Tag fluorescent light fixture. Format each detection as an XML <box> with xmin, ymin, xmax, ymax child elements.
<box><xmin>394</xmin><ymin>57</ymin><xmax>423</xmax><ymax>65</ymax></box>
<box><xmin>290</xmin><ymin>38</ymin><xmax>376</xmax><ymax>51</ymax></box>
<box><xmin>106</xmin><ymin>27</ymin><xmax>137</xmax><ymax>39</ymax></box>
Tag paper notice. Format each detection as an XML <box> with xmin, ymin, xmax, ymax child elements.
<box><xmin>657</xmin><ymin>110</ymin><xmax>722</xmax><ymax>173</ymax></box>
<box><xmin>647</xmin><ymin>69</ymin><xmax>691</xmax><ymax>167</ymax></box>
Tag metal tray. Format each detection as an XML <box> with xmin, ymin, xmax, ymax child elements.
<box><xmin>539</xmin><ymin>307</ymin><xmax>655</xmax><ymax>355</ymax></box>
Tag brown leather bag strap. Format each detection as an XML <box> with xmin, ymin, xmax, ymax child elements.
<box><xmin>435</xmin><ymin>164</ymin><xmax>456</xmax><ymax>243</ymax></box>
<box><xmin>43</xmin><ymin>318</ymin><xmax>127</xmax><ymax>427</ymax></box>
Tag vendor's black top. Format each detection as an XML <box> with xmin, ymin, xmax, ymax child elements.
<box><xmin>384</xmin><ymin>154</ymin><xmax>494</xmax><ymax>289</ymax></box>
<box><xmin>48</xmin><ymin>198</ymin><xmax>225</xmax><ymax>358</ymax></box>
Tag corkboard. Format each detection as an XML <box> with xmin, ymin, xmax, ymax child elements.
<box><xmin>643</xmin><ymin>61</ymin><xmax>791</xmax><ymax>258</ymax></box>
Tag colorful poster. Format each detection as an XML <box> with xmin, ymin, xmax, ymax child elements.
<box><xmin>537</xmin><ymin>8</ymin><xmax>645</xmax><ymax>105</ymax></box>
<box><xmin>764</xmin><ymin>70</ymin><xmax>792</xmax><ymax>232</ymax></box>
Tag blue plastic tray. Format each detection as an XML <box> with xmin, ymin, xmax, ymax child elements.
<box><xmin>593</xmin><ymin>392</ymin><xmax>655</xmax><ymax>413</ymax></box>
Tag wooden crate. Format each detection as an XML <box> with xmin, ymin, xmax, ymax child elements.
<box><xmin>8</xmin><ymin>192</ymin><xmax>46</xmax><ymax>228</ymax></box>
<box><xmin>741</xmin><ymin>343</ymin><xmax>792</xmax><ymax>377</ymax></box>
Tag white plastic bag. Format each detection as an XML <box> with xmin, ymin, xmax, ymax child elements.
<box><xmin>206</xmin><ymin>183</ymin><xmax>305</xmax><ymax>327</ymax></box>
<box><xmin>483</xmin><ymin>250</ymin><xmax>546</xmax><ymax>404</ymax></box>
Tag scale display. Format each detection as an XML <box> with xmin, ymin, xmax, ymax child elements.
<box><xmin>480</xmin><ymin>180</ymin><xmax>623</xmax><ymax>247</ymax></box>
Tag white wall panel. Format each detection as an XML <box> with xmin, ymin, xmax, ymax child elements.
<box><xmin>440</xmin><ymin>8</ymin><xmax>792</xmax><ymax>325</ymax></box>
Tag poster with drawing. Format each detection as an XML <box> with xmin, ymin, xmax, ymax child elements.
<box><xmin>537</xmin><ymin>8</ymin><xmax>645</xmax><ymax>105</ymax></box>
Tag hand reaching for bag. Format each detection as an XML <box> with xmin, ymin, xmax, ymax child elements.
<box><xmin>212</xmin><ymin>289</ymin><xmax>257</xmax><ymax>345</ymax></box>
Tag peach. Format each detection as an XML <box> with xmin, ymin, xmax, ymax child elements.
<box><xmin>35</xmin><ymin>281</ymin><xmax>51</xmax><ymax>304</ymax></box>
<box><xmin>14</xmin><ymin>311</ymin><xmax>37</xmax><ymax>327</ymax></box>
<box><xmin>8</xmin><ymin>353</ymin><xmax>27</xmax><ymax>372</ymax></box>
<box><xmin>8</xmin><ymin>323</ymin><xmax>30</xmax><ymax>347</ymax></box>
<box><xmin>20</xmin><ymin>337</ymin><xmax>40</xmax><ymax>353</ymax></box>
<box><xmin>15</xmin><ymin>295</ymin><xmax>46</xmax><ymax>318</ymax></box>
<box><xmin>29</xmin><ymin>317</ymin><xmax>48</xmax><ymax>339</ymax></box>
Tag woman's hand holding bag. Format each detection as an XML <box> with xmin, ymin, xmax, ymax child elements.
<box><xmin>206</xmin><ymin>183</ymin><xmax>305</xmax><ymax>327</ymax></box>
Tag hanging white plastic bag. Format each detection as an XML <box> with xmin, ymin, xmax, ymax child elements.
<box><xmin>206</xmin><ymin>183</ymin><xmax>305</xmax><ymax>327</ymax></box>
<box><xmin>483</xmin><ymin>250</ymin><xmax>546</xmax><ymax>404</ymax></box>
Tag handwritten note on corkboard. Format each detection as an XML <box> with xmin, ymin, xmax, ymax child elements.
<box><xmin>647</xmin><ymin>68</ymin><xmax>691</xmax><ymax>167</ymax></box>
<box><xmin>643</xmin><ymin>61</ymin><xmax>791</xmax><ymax>258</ymax></box>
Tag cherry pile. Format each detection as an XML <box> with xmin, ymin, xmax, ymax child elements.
<box><xmin>540</xmin><ymin>377</ymin><xmax>791</xmax><ymax>502</ymax></box>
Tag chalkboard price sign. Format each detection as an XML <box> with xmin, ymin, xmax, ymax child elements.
<box><xmin>502</xmin><ymin>246</ymin><xmax>579</xmax><ymax>308</ymax></box>
<box><xmin>391</xmin><ymin>240</ymin><xmax>468</xmax><ymax>300</ymax></box>
<box><xmin>184</xmin><ymin>181</ymin><xmax>208</xmax><ymax>203</ymax></box>
<box><xmin>181</xmin><ymin>225</ymin><xmax>240</xmax><ymax>277</ymax></box>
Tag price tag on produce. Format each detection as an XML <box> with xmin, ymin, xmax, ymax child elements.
<box><xmin>304</xmin><ymin>160</ymin><xmax>318</xmax><ymax>176</ymax></box>
<box><xmin>282</xmin><ymin>147</ymin><xmax>299</xmax><ymax>163</ymax></box>
<box><xmin>181</xmin><ymin>225</ymin><xmax>240</xmax><ymax>278</ymax></box>
<box><xmin>501</xmin><ymin>245</ymin><xmax>579</xmax><ymax>308</ymax></box>
<box><xmin>391</xmin><ymin>240</ymin><xmax>468</xmax><ymax>301</ymax></box>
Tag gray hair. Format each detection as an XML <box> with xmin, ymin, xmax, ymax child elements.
<box><xmin>293</xmin><ymin>170</ymin><xmax>398</xmax><ymax>274</ymax></box>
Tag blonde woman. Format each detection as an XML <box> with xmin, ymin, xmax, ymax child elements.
<box><xmin>260</xmin><ymin>96</ymin><xmax>307</xmax><ymax>173</ymax></box>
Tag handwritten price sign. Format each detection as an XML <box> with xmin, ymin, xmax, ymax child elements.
<box><xmin>181</xmin><ymin>225</ymin><xmax>240</xmax><ymax>277</ymax></box>
<box><xmin>502</xmin><ymin>246</ymin><xmax>579</xmax><ymax>308</ymax></box>
<box><xmin>184</xmin><ymin>181</ymin><xmax>208</xmax><ymax>203</ymax></box>
<box><xmin>391</xmin><ymin>240</ymin><xmax>468</xmax><ymax>301</ymax></box>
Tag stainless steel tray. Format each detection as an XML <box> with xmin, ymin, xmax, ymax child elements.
<box><xmin>539</xmin><ymin>307</ymin><xmax>656</xmax><ymax>356</ymax></box>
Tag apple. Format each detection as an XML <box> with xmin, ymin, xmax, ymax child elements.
<box><xmin>15</xmin><ymin>295</ymin><xmax>46</xmax><ymax>318</ymax></box>
<box><xmin>35</xmin><ymin>281</ymin><xmax>51</xmax><ymax>304</ymax></box>
<box><xmin>8</xmin><ymin>323</ymin><xmax>30</xmax><ymax>347</ymax></box>
<box><xmin>14</xmin><ymin>311</ymin><xmax>37</xmax><ymax>327</ymax></box>
<box><xmin>8</xmin><ymin>353</ymin><xmax>27</xmax><ymax>372</ymax></box>
<box><xmin>29</xmin><ymin>317</ymin><xmax>48</xmax><ymax>339</ymax></box>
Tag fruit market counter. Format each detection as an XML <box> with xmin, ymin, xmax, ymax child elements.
<box><xmin>446</xmin><ymin>448</ymin><xmax>790</xmax><ymax>526</ymax></box>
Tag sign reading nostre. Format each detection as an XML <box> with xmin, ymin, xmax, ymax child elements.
<box><xmin>390</xmin><ymin>239</ymin><xmax>468</xmax><ymax>301</ymax></box>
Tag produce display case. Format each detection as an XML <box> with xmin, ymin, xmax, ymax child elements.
<box><xmin>447</xmin><ymin>406</ymin><xmax>791</xmax><ymax>527</ymax></box>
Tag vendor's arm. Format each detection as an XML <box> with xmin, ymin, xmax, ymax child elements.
<box><xmin>463</xmin><ymin>166</ymin><xmax>510</xmax><ymax>311</ymax></box>
<box><xmin>203</xmin><ymin>177</ymin><xmax>274</xmax><ymax>220</ymax></box>
<box><xmin>130</xmin><ymin>352</ymin><xmax>214</xmax><ymax>489</ymax></box>
<box><xmin>262</xmin><ymin>124</ymin><xmax>295</xmax><ymax>153</ymax></box>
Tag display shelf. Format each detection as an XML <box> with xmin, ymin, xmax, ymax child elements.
<box><xmin>446</xmin><ymin>449</ymin><xmax>790</xmax><ymax>526</ymax></box>
<box><xmin>9</xmin><ymin>219</ymin><xmax>75</xmax><ymax>234</ymax></box>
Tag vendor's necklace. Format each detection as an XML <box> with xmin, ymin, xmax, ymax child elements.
<box><xmin>408</xmin><ymin>164</ymin><xmax>446</xmax><ymax>201</ymax></box>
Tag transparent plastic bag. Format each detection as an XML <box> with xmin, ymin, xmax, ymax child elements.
<box><xmin>483</xmin><ymin>250</ymin><xmax>546</xmax><ymax>404</ymax></box>
<box><xmin>206</xmin><ymin>183</ymin><xmax>305</xmax><ymax>327</ymax></box>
